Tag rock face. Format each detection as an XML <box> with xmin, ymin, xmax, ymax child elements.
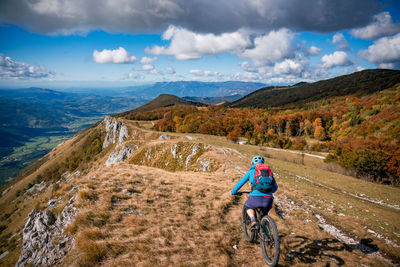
<box><xmin>102</xmin><ymin>116</ymin><xmax>123</xmax><ymax>149</ymax></box>
<box><xmin>105</xmin><ymin>145</ymin><xmax>135</xmax><ymax>166</ymax></box>
<box><xmin>117</xmin><ymin>125</ymin><xmax>129</xmax><ymax>147</ymax></box>
<box><xmin>16</xmin><ymin>196</ymin><xmax>78</xmax><ymax>267</ymax></box>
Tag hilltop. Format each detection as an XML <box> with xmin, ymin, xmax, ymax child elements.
<box><xmin>229</xmin><ymin>69</ymin><xmax>400</xmax><ymax>108</ymax></box>
<box><xmin>118</xmin><ymin>94</ymin><xmax>206</xmax><ymax>117</ymax></box>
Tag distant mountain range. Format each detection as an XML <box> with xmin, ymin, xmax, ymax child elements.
<box><xmin>130</xmin><ymin>81</ymin><xmax>266</xmax><ymax>98</ymax></box>
<box><xmin>182</xmin><ymin>94</ymin><xmax>242</xmax><ymax>105</ymax></box>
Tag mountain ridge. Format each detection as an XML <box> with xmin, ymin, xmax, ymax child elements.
<box><xmin>229</xmin><ymin>69</ymin><xmax>400</xmax><ymax>108</ymax></box>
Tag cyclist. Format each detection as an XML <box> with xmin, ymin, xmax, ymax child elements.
<box><xmin>231</xmin><ymin>155</ymin><xmax>278</xmax><ymax>229</ymax></box>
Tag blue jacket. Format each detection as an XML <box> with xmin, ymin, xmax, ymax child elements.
<box><xmin>231</xmin><ymin>164</ymin><xmax>278</xmax><ymax>197</ymax></box>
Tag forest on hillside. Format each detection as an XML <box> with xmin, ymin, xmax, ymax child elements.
<box><xmin>125</xmin><ymin>84</ymin><xmax>400</xmax><ymax>185</ymax></box>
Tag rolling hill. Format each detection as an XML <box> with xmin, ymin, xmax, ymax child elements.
<box><xmin>229</xmin><ymin>69</ymin><xmax>400</xmax><ymax>108</ymax></box>
<box><xmin>118</xmin><ymin>94</ymin><xmax>206</xmax><ymax>116</ymax></box>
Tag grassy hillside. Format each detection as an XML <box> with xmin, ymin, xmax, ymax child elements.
<box><xmin>229</xmin><ymin>69</ymin><xmax>400</xmax><ymax>108</ymax></box>
<box><xmin>0</xmin><ymin>118</ymin><xmax>399</xmax><ymax>266</ymax></box>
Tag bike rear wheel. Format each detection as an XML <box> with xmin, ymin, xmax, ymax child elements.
<box><xmin>242</xmin><ymin>206</ymin><xmax>256</xmax><ymax>242</ymax></box>
<box><xmin>260</xmin><ymin>215</ymin><xmax>280</xmax><ymax>266</ymax></box>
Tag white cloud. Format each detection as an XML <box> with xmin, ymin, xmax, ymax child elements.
<box><xmin>378</xmin><ymin>63</ymin><xmax>395</xmax><ymax>69</ymax></box>
<box><xmin>241</xmin><ymin>28</ymin><xmax>294</xmax><ymax>66</ymax></box>
<box><xmin>136</xmin><ymin>64</ymin><xmax>154</xmax><ymax>71</ymax></box>
<box><xmin>321</xmin><ymin>51</ymin><xmax>353</xmax><ymax>68</ymax></box>
<box><xmin>350</xmin><ymin>12</ymin><xmax>400</xmax><ymax>40</ymax></box>
<box><xmin>140</xmin><ymin>56</ymin><xmax>157</xmax><ymax>64</ymax></box>
<box><xmin>166</xmin><ymin>66</ymin><xmax>176</xmax><ymax>74</ymax></box>
<box><xmin>332</xmin><ymin>33</ymin><xmax>349</xmax><ymax>50</ymax></box>
<box><xmin>356</xmin><ymin>66</ymin><xmax>366</xmax><ymax>71</ymax></box>
<box><xmin>273</xmin><ymin>58</ymin><xmax>304</xmax><ymax>75</ymax></box>
<box><xmin>189</xmin><ymin>69</ymin><xmax>221</xmax><ymax>77</ymax></box>
<box><xmin>308</xmin><ymin>46</ymin><xmax>322</xmax><ymax>55</ymax></box>
<box><xmin>146</xmin><ymin>25</ymin><xmax>251</xmax><ymax>60</ymax></box>
<box><xmin>359</xmin><ymin>33</ymin><xmax>400</xmax><ymax>67</ymax></box>
<box><xmin>0</xmin><ymin>54</ymin><xmax>55</xmax><ymax>79</ymax></box>
<box><xmin>149</xmin><ymin>68</ymin><xmax>163</xmax><ymax>75</ymax></box>
<box><xmin>124</xmin><ymin>73</ymin><xmax>144</xmax><ymax>80</ymax></box>
<box><xmin>93</xmin><ymin>47</ymin><xmax>136</xmax><ymax>64</ymax></box>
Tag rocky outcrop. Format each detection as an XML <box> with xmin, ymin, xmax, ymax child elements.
<box><xmin>16</xmin><ymin>196</ymin><xmax>78</xmax><ymax>267</ymax></box>
<box><xmin>105</xmin><ymin>145</ymin><xmax>136</xmax><ymax>166</ymax></box>
<box><xmin>102</xmin><ymin>116</ymin><xmax>123</xmax><ymax>149</ymax></box>
<box><xmin>117</xmin><ymin>125</ymin><xmax>129</xmax><ymax>147</ymax></box>
<box><xmin>24</xmin><ymin>181</ymin><xmax>46</xmax><ymax>199</ymax></box>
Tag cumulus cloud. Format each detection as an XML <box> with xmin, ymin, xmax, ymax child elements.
<box><xmin>308</xmin><ymin>46</ymin><xmax>322</xmax><ymax>55</ymax></box>
<box><xmin>359</xmin><ymin>33</ymin><xmax>400</xmax><ymax>68</ymax></box>
<box><xmin>93</xmin><ymin>47</ymin><xmax>136</xmax><ymax>64</ymax></box>
<box><xmin>241</xmin><ymin>28</ymin><xmax>294</xmax><ymax>66</ymax></box>
<box><xmin>0</xmin><ymin>0</ymin><xmax>382</xmax><ymax>35</ymax></box>
<box><xmin>146</xmin><ymin>26</ymin><xmax>251</xmax><ymax>60</ymax></box>
<box><xmin>140</xmin><ymin>56</ymin><xmax>157</xmax><ymax>64</ymax></box>
<box><xmin>189</xmin><ymin>69</ymin><xmax>221</xmax><ymax>77</ymax></box>
<box><xmin>0</xmin><ymin>54</ymin><xmax>55</xmax><ymax>79</ymax></box>
<box><xmin>321</xmin><ymin>51</ymin><xmax>353</xmax><ymax>68</ymax></box>
<box><xmin>166</xmin><ymin>66</ymin><xmax>176</xmax><ymax>74</ymax></box>
<box><xmin>332</xmin><ymin>33</ymin><xmax>349</xmax><ymax>50</ymax></box>
<box><xmin>350</xmin><ymin>12</ymin><xmax>400</xmax><ymax>40</ymax></box>
<box><xmin>273</xmin><ymin>58</ymin><xmax>305</xmax><ymax>75</ymax></box>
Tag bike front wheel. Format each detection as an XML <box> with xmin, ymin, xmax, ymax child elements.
<box><xmin>242</xmin><ymin>206</ymin><xmax>256</xmax><ymax>242</ymax></box>
<box><xmin>260</xmin><ymin>215</ymin><xmax>280</xmax><ymax>266</ymax></box>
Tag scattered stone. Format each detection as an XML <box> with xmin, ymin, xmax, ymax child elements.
<box><xmin>1</xmin><ymin>185</ymin><xmax>13</xmax><ymax>196</ymax></box>
<box><xmin>25</xmin><ymin>181</ymin><xmax>46</xmax><ymax>196</ymax></box>
<box><xmin>199</xmin><ymin>159</ymin><xmax>210</xmax><ymax>172</ymax></box>
<box><xmin>233</xmin><ymin>245</ymin><xmax>238</xmax><ymax>250</ymax></box>
<box><xmin>185</xmin><ymin>144</ymin><xmax>198</xmax><ymax>170</ymax></box>
<box><xmin>159</xmin><ymin>135</ymin><xmax>170</xmax><ymax>140</ymax></box>
<box><xmin>171</xmin><ymin>144</ymin><xmax>178</xmax><ymax>159</ymax></box>
<box><xmin>122</xmin><ymin>188</ymin><xmax>135</xmax><ymax>195</ymax></box>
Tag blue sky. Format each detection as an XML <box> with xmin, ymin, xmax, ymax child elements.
<box><xmin>0</xmin><ymin>0</ymin><xmax>399</xmax><ymax>88</ymax></box>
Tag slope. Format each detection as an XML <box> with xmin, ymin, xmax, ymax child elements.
<box><xmin>0</xmin><ymin>117</ymin><xmax>399</xmax><ymax>266</ymax></box>
<box><xmin>230</xmin><ymin>69</ymin><xmax>400</xmax><ymax>108</ymax></box>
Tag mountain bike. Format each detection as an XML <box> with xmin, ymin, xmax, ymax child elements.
<box><xmin>236</xmin><ymin>191</ymin><xmax>280</xmax><ymax>266</ymax></box>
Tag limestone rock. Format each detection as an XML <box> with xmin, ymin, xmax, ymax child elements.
<box><xmin>16</xmin><ymin>196</ymin><xmax>78</xmax><ymax>267</ymax></box>
<box><xmin>102</xmin><ymin>116</ymin><xmax>122</xmax><ymax>149</ymax></box>
<box><xmin>117</xmin><ymin>125</ymin><xmax>129</xmax><ymax>147</ymax></box>
<box><xmin>105</xmin><ymin>145</ymin><xmax>134</xmax><ymax>166</ymax></box>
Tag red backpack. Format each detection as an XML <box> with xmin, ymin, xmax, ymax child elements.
<box><xmin>251</xmin><ymin>164</ymin><xmax>274</xmax><ymax>193</ymax></box>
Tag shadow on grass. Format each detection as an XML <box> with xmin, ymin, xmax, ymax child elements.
<box><xmin>282</xmin><ymin>235</ymin><xmax>380</xmax><ymax>266</ymax></box>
